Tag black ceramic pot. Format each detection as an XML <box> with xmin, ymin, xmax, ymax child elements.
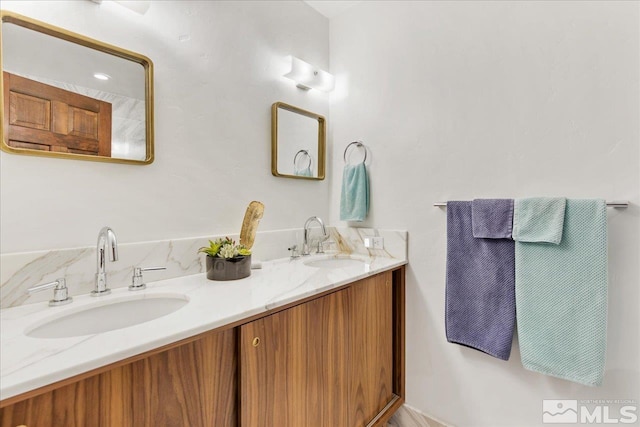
<box><xmin>206</xmin><ymin>255</ymin><xmax>251</xmax><ymax>281</ymax></box>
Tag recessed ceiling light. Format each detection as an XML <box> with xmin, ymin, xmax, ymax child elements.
<box><xmin>93</xmin><ymin>73</ymin><xmax>111</xmax><ymax>81</ymax></box>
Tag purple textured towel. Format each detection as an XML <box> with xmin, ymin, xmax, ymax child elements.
<box><xmin>445</xmin><ymin>201</ymin><xmax>516</xmax><ymax>360</ymax></box>
<box><xmin>472</xmin><ymin>199</ymin><xmax>514</xmax><ymax>239</ymax></box>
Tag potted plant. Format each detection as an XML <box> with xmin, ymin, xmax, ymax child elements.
<box><xmin>199</xmin><ymin>237</ymin><xmax>252</xmax><ymax>281</ymax></box>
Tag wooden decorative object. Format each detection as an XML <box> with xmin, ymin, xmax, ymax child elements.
<box><xmin>239</xmin><ymin>201</ymin><xmax>264</xmax><ymax>250</ymax></box>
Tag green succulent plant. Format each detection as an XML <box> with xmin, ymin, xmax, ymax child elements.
<box><xmin>199</xmin><ymin>237</ymin><xmax>251</xmax><ymax>259</ymax></box>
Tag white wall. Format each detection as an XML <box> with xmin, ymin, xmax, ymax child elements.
<box><xmin>2</xmin><ymin>1</ymin><xmax>639</xmax><ymax>425</ymax></box>
<box><xmin>0</xmin><ymin>0</ymin><xmax>330</xmax><ymax>253</ymax></box>
<box><xmin>329</xmin><ymin>2</ymin><xmax>639</xmax><ymax>426</ymax></box>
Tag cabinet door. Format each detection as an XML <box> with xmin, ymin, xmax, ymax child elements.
<box><xmin>0</xmin><ymin>328</ymin><xmax>237</xmax><ymax>427</ymax></box>
<box><xmin>239</xmin><ymin>290</ymin><xmax>349</xmax><ymax>427</ymax></box>
<box><xmin>348</xmin><ymin>271</ymin><xmax>394</xmax><ymax>426</ymax></box>
<box><xmin>3</xmin><ymin>72</ymin><xmax>112</xmax><ymax>156</ymax></box>
<box><xmin>0</xmin><ymin>379</ymin><xmax>100</xmax><ymax>427</ymax></box>
<box><xmin>126</xmin><ymin>328</ymin><xmax>237</xmax><ymax>427</ymax></box>
<box><xmin>240</xmin><ymin>271</ymin><xmax>395</xmax><ymax>427</ymax></box>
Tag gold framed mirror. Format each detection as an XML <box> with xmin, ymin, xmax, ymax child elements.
<box><xmin>271</xmin><ymin>102</ymin><xmax>326</xmax><ymax>180</ymax></box>
<box><xmin>0</xmin><ymin>11</ymin><xmax>154</xmax><ymax>164</ymax></box>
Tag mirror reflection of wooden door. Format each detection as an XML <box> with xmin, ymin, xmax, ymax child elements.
<box><xmin>3</xmin><ymin>71</ymin><xmax>112</xmax><ymax>156</ymax></box>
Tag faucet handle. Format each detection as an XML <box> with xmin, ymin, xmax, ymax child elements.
<box><xmin>27</xmin><ymin>278</ymin><xmax>72</xmax><ymax>307</ymax></box>
<box><xmin>129</xmin><ymin>266</ymin><xmax>166</xmax><ymax>291</ymax></box>
<box><xmin>288</xmin><ymin>245</ymin><xmax>300</xmax><ymax>259</ymax></box>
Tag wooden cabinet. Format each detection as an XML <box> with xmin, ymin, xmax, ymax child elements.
<box><xmin>240</xmin><ymin>286</ymin><xmax>350</xmax><ymax>426</ymax></box>
<box><xmin>348</xmin><ymin>272</ymin><xmax>394</xmax><ymax>426</ymax></box>
<box><xmin>0</xmin><ymin>329</ymin><xmax>237</xmax><ymax>427</ymax></box>
<box><xmin>0</xmin><ymin>267</ymin><xmax>405</xmax><ymax>427</ymax></box>
<box><xmin>239</xmin><ymin>271</ymin><xmax>397</xmax><ymax>427</ymax></box>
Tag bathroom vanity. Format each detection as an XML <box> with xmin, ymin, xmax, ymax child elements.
<box><xmin>0</xmin><ymin>255</ymin><xmax>405</xmax><ymax>427</ymax></box>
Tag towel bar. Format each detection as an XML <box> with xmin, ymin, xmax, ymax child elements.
<box><xmin>433</xmin><ymin>201</ymin><xmax>629</xmax><ymax>208</ymax></box>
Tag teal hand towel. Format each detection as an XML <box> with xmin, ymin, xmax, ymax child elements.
<box><xmin>294</xmin><ymin>167</ymin><xmax>313</xmax><ymax>177</ymax></box>
<box><xmin>340</xmin><ymin>163</ymin><xmax>369</xmax><ymax>221</ymax></box>
<box><xmin>512</xmin><ymin>197</ymin><xmax>566</xmax><ymax>244</ymax></box>
<box><xmin>514</xmin><ymin>199</ymin><xmax>608</xmax><ymax>386</ymax></box>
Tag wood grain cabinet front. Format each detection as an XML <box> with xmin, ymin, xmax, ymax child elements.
<box><xmin>0</xmin><ymin>267</ymin><xmax>405</xmax><ymax>427</ymax></box>
<box><xmin>0</xmin><ymin>329</ymin><xmax>237</xmax><ymax>427</ymax></box>
<box><xmin>239</xmin><ymin>270</ymin><xmax>400</xmax><ymax>427</ymax></box>
<box><xmin>240</xmin><ymin>284</ymin><xmax>351</xmax><ymax>426</ymax></box>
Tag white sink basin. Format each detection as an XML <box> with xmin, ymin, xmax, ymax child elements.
<box><xmin>26</xmin><ymin>294</ymin><xmax>189</xmax><ymax>339</ymax></box>
<box><xmin>304</xmin><ymin>258</ymin><xmax>366</xmax><ymax>269</ymax></box>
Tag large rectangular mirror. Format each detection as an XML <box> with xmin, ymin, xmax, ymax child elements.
<box><xmin>0</xmin><ymin>11</ymin><xmax>154</xmax><ymax>164</ymax></box>
<box><xmin>271</xmin><ymin>102</ymin><xmax>325</xmax><ymax>180</ymax></box>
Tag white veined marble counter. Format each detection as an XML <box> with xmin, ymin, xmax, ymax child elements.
<box><xmin>0</xmin><ymin>253</ymin><xmax>406</xmax><ymax>401</ymax></box>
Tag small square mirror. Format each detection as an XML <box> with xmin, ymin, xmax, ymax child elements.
<box><xmin>271</xmin><ymin>102</ymin><xmax>325</xmax><ymax>180</ymax></box>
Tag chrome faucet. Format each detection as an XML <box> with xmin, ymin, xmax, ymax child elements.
<box><xmin>93</xmin><ymin>226</ymin><xmax>118</xmax><ymax>296</ymax></box>
<box><xmin>302</xmin><ymin>216</ymin><xmax>328</xmax><ymax>256</ymax></box>
<box><xmin>27</xmin><ymin>278</ymin><xmax>73</xmax><ymax>306</ymax></box>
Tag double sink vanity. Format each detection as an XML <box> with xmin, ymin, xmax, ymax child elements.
<box><xmin>0</xmin><ymin>9</ymin><xmax>405</xmax><ymax>427</ymax></box>
<box><xmin>0</xmin><ymin>244</ymin><xmax>406</xmax><ymax>427</ymax></box>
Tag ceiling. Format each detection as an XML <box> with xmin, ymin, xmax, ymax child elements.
<box><xmin>303</xmin><ymin>1</ymin><xmax>362</xmax><ymax>19</ymax></box>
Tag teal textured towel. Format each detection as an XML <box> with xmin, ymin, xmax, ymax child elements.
<box><xmin>514</xmin><ymin>199</ymin><xmax>608</xmax><ymax>386</ymax></box>
<box><xmin>294</xmin><ymin>167</ymin><xmax>313</xmax><ymax>177</ymax></box>
<box><xmin>513</xmin><ymin>197</ymin><xmax>566</xmax><ymax>244</ymax></box>
<box><xmin>340</xmin><ymin>163</ymin><xmax>369</xmax><ymax>221</ymax></box>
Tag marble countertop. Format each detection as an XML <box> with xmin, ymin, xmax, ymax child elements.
<box><xmin>0</xmin><ymin>253</ymin><xmax>406</xmax><ymax>401</ymax></box>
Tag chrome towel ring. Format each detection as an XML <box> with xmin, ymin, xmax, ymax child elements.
<box><xmin>343</xmin><ymin>141</ymin><xmax>367</xmax><ymax>164</ymax></box>
<box><xmin>294</xmin><ymin>149</ymin><xmax>312</xmax><ymax>170</ymax></box>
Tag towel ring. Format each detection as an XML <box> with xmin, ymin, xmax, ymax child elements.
<box><xmin>343</xmin><ymin>141</ymin><xmax>367</xmax><ymax>164</ymax></box>
<box><xmin>293</xmin><ymin>149</ymin><xmax>312</xmax><ymax>171</ymax></box>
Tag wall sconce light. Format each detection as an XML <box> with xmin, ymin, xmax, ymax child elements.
<box><xmin>283</xmin><ymin>56</ymin><xmax>335</xmax><ymax>93</ymax></box>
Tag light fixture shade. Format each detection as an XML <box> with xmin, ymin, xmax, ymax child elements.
<box><xmin>284</xmin><ymin>56</ymin><xmax>335</xmax><ymax>93</ymax></box>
